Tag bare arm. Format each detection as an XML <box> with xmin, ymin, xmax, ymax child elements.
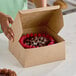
<box><xmin>33</xmin><ymin>0</ymin><xmax>47</xmax><ymax>7</ymax></box>
<box><xmin>0</xmin><ymin>12</ymin><xmax>14</xmax><ymax>41</ymax></box>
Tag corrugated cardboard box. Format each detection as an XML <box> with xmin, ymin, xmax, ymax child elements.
<box><xmin>9</xmin><ymin>6</ymin><xmax>65</xmax><ymax>67</ymax></box>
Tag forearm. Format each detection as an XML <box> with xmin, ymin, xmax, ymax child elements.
<box><xmin>0</xmin><ymin>12</ymin><xmax>3</xmax><ymax>24</ymax></box>
<box><xmin>0</xmin><ymin>12</ymin><xmax>7</xmax><ymax>24</ymax></box>
<box><xmin>33</xmin><ymin>0</ymin><xmax>47</xmax><ymax>7</ymax></box>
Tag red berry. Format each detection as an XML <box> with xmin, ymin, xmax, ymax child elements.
<box><xmin>26</xmin><ymin>45</ymin><xmax>30</xmax><ymax>48</ymax></box>
<box><xmin>19</xmin><ymin>35</ymin><xmax>26</xmax><ymax>48</ymax></box>
<box><xmin>32</xmin><ymin>46</ymin><xmax>35</xmax><ymax>48</ymax></box>
<box><xmin>46</xmin><ymin>34</ymin><xmax>50</xmax><ymax>38</ymax></box>
<box><xmin>34</xmin><ymin>33</ymin><xmax>37</xmax><ymax>37</ymax></box>
<box><xmin>49</xmin><ymin>41</ymin><xmax>54</xmax><ymax>45</ymax></box>
<box><xmin>26</xmin><ymin>34</ymin><xmax>30</xmax><ymax>38</ymax></box>
<box><xmin>29</xmin><ymin>45</ymin><xmax>32</xmax><ymax>48</ymax></box>
<box><xmin>24</xmin><ymin>43</ymin><xmax>27</xmax><ymax>48</ymax></box>
<box><xmin>49</xmin><ymin>36</ymin><xmax>54</xmax><ymax>42</ymax></box>
<box><xmin>36</xmin><ymin>46</ymin><xmax>39</xmax><ymax>48</ymax></box>
<box><xmin>38</xmin><ymin>33</ymin><xmax>41</xmax><ymax>37</ymax></box>
<box><xmin>30</xmin><ymin>33</ymin><xmax>33</xmax><ymax>37</ymax></box>
<box><xmin>42</xmin><ymin>34</ymin><xmax>46</xmax><ymax>37</ymax></box>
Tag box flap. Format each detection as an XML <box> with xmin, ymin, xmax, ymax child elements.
<box><xmin>11</xmin><ymin>13</ymin><xmax>23</xmax><ymax>41</ymax></box>
<box><xmin>18</xmin><ymin>6</ymin><xmax>63</xmax><ymax>34</ymax></box>
<box><xmin>47</xmin><ymin>9</ymin><xmax>64</xmax><ymax>34</ymax></box>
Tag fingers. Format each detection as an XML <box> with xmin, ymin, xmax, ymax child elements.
<box><xmin>2</xmin><ymin>26</ymin><xmax>14</xmax><ymax>41</ymax></box>
<box><xmin>53</xmin><ymin>0</ymin><xmax>67</xmax><ymax>9</ymax></box>
<box><xmin>8</xmin><ymin>27</ymin><xmax>14</xmax><ymax>37</ymax></box>
<box><xmin>6</xmin><ymin>27</ymin><xmax>14</xmax><ymax>41</ymax></box>
<box><xmin>8</xmin><ymin>16</ymin><xmax>14</xmax><ymax>24</ymax></box>
<box><xmin>5</xmin><ymin>32</ymin><xmax>13</xmax><ymax>41</ymax></box>
<box><xmin>6</xmin><ymin>32</ymin><xmax>12</xmax><ymax>41</ymax></box>
<box><xmin>3</xmin><ymin>21</ymin><xmax>14</xmax><ymax>41</ymax></box>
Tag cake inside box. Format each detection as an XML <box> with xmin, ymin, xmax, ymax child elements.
<box><xmin>19</xmin><ymin>32</ymin><xmax>55</xmax><ymax>49</ymax></box>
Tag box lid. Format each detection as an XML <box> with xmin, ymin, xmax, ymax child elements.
<box><xmin>12</xmin><ymin>6</ymin><xmax>64</xmax><ymax>41</ymax></box>
<box><xmin>19</xmin><ymin>5</ymin><xmax>64</xmax><ymax>34</ymax></box>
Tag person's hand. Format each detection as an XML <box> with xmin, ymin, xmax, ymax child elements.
<box><xmin>0</xmin><ymin>12</ymin><xmax>14</xmax><ymax>41</ymax></box>
<box><xmin>53</xmin><ymin>0</ymin><xmax>67</xmax><ymax>9</ymax></box>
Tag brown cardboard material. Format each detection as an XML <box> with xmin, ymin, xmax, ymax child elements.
<box><xmin>9</xmin><ymin>5</ymin><xmax>65</xmax><ymax>67</ymax></box>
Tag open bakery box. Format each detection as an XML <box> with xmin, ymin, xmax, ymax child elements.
<box><xmin>9</xmin><ymin>5</ymin><xmax>65</xmax><ymax>67</ymax></box>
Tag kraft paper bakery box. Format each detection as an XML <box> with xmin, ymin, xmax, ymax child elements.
<box><xmin>9</xmin><ymin>5</ymin><xmax>65</xmax><ymax>67</ymax></box>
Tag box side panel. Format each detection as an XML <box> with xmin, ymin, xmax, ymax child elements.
<box><xmin>11</xmin><ymin>13</ymin><xmax>23</xmax><ymax>41</ymax></box>
<box><xmin>23</xmin><ymin>41</ymin><xmax>65</xmax><ymax>67</ymax></box>
<box><xmin>19</xmin><ymin>7</ymin><xmax>63</xmax><ymax>34</ymax></box>
<box><xmin>23</xmin><ymin>26</ymin><xmax>46</xmax><ymax>34</ymax></box>
<box><xmin>20</xmin><ymin>11</ymin><xmax>52</xmax><ymax>29</ymax></box>
<box><xmin>46</xmin><ymin>26</ymin><xmax>64</xmax><ymax>42</ymax></box>
<box><xmin>20</xmin><ymin>6</ymin><xmax>60</xmax><ymax>14</ymax></box>
<box><xmin>47</xmin><ymin>9</ymin><xmax>64</xmax><ymax>34</ymax></box>
<box><xmin>9</xmin><ymin>40</ymin><xmax>28</xmax><ymax>67</ymax></box>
